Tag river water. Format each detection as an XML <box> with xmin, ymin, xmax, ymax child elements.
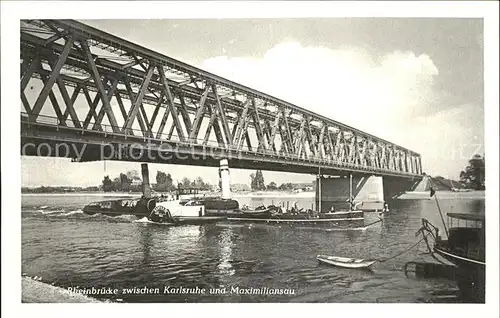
<box><xmin>21</xmin><ymin>193</ymin><xmax>485</xmax><ymax>303</ymax></box>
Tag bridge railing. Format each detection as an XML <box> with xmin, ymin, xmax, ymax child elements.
<box><xmin>21</xmin><ymin>112</ymin><xmax>418</xmax><ymax>177</ymax></box>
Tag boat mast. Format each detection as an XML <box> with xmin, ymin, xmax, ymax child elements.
<box><xmin>349</xmin><ymin>173</ymin><xmax>353</xmax><ymax>211</ymax></box>
<box><xmin>318</xmin><ymin>167</ymin><xmax>321</xmax><ymax>213</ymax></box>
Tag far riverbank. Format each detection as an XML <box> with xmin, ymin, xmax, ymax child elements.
<box><xmin>399</xmin><ymin>190</ymin><xmax>485</xmax><ymax>200</ymax></box>
<box><xmin>21</xmin><ymin>190</ymin><xmax>485</xmax><ymax>200</ymax></box>
<box><xmin>21</xmin><ymin>191</ymin><xmax>316</xmax><ymax>198</ymax></box>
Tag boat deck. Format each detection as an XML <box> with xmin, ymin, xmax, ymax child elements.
<box><xmin>174</xmin><ymin>216</ymin><xmax>227</xmax><ymax>225</ymax></box>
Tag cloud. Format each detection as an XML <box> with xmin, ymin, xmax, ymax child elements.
<box><xmin>202</xmin><ymin>42</ymin><xmax>482</xmax><ymax>179</ymax></box>
<box><xmin>403</xmin><ymin>103</ymin><xmax>484</xmax><ymax>177</ymax></box>
<box><xmin>203</xmin><ymin>43</ymin><xmax>438</xmax><ymax>138</ymax></box>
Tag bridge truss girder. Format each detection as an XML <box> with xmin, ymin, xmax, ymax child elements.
<box><xmin>20</xmin><ymin>19</ymin><xmax>422</xmax><ymax>178</ymax></box>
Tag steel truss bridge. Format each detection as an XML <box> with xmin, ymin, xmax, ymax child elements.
<box><xmin>21</xmin><ymin>19</ymin><xmax>423</xmax><ymax>179</ymax></box>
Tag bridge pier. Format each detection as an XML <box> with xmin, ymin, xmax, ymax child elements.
<box><xmin>141</xmin><ymin>163</ymin><xmax>152</xmax><ymax>198</ymax></box>
<box><xmin>315</xmin><ymin>174</ymin><xmax>420</xmax><ymax>212</ymax></box>
<box><xmin>315</xmin><ymin>175</ymin><xmax>380</xmax><ymax>212</ymax></box>
<box><xmin>383</xmin><ymin>176</ymin><xmax>421</xmax><ymax>199</ymax></box>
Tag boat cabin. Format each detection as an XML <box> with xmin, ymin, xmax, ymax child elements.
<box><xmin>82</xmin><ymin>197</ymin><xmax>153</xmax><ymax>216</ymax></box>
<box><xmin>85</xmin><ymin>200</ymin><xmax>115</xmax><ymax>210</ymax></box>
<box><xmin>175</xmin><ymin>186</ymin><xmax>204</xmax><ymax>202</ymax></box>
<box><xmin>438</xmin><ymin>213</ymin><xmax>485</xmax><ymax>263</ymax></box>
<box><xmin>447</xmin><ymin>212</ymin><xmax>484</xmax><ymax>230</ymax></box>
<box><xmin>86</xmin><ymin>199</ymin><xmax>139</xmax><ymax>209</ymax></box>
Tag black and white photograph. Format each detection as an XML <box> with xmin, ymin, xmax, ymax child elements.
<box><xmin>1</xmin><ymin>1</ymin><xmax>499</xmax><ymax>317</ymax></box>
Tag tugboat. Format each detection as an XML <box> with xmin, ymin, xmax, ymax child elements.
<box><xmin>82</xmin><ymin>161</ymin><xmax>276</xmax><ymax>223</ymax></box>
<box><xmin>82</xmin><ymin>162</ymin><xmax>211</xmax><ymax>221</ymax></box>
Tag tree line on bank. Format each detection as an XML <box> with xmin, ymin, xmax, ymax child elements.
<box><xmin>458</xmin><ymin>154</ymin><xmax>485</xmax><ymax>190</ymax></box>
<box><xmin>100</xmin><ymin>170</ymin><xmax>214</xmax><ymax>192</ymax></box>
<box><xmin>101</xmin><ymin>170</ymin><xmax>141</xmax><ymax>192</ymax></box>
<box><xmin>155</xmin><ymin>171</ymin><xmax>213</xmax><ymax>192</ymax></box>
<box><xmin>21</xmin><ymin>186</ymin><xmax>100</xmax><ymax>193</ymax></box>
<box><xmin>249</xmin><ymin>170</ymin><xmax>314</xmax><ymax>191</ymax></box>
<box><xmin>22</xmin><ymin>169</ymin><xmax>312</xmax><ymax>193</ymax></box>
<box><xmin>100</xmin><ymin>168</ymin><xmax>315</xmax><ymax>193</ymax></box>
<box><xmin>422</xmin><ymin>154</ymin><xmax>485</xmax><ymax>191</ymax></box>
<box><xmin>99</xmin><ymin>169</ymin><xmax>312</xmax><ymax>193</ymax></box>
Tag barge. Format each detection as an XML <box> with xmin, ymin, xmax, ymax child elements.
<box><xmin>226</xmin><ymin>210</ymin><xmax>364</xmax><ymax>228</ymax></box>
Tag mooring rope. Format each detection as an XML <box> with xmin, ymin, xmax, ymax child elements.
<box><xmin>377</xmin><ymin>235</ymin><xmax>428</xmax><ymax>263</ymax></box>
<box><xmin>373</xmin><ymin>219</ymin><xmax>451</xmax><ymax>265</ymax></box>
<box><xmin>364</xmin><ymin>218</ymin><xmax>384</xmax><ymax>228</ymax></box>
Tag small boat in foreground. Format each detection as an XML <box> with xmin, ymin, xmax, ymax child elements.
<box><xmin>317</xmin><ymin>254</ymin><xmax>377</xmax><ymax>269</ymax></box>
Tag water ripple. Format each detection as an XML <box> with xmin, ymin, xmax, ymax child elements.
<box><xmin>21</xmin><ymin>195</ymin><xmax>479</xmax><ymax>302</ymax></box>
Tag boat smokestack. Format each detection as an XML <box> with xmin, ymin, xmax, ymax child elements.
<box><xmin>220</xmin><ymin>159</ymin><xmax>231</xmax><ymax>199</ymax></box>
<box><xmin>141</xmin><ymin>163</ymin><xmax>152</xmax><ymax>198</ymax></box>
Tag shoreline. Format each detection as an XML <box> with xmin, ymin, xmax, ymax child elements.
<box><xmin>21</xmin><ymin>192</ymin><xmax>141</xmax><ymax>197</ymax></box>
<box><xmin>21</xmin><ymin>191</ymin><xmax>317</xmax><ymax>198</ymax></box>
<box><xmin>21</xmin><ymin>190</ymin><xmax>485</xmax><ymax>200</ymax></box>
<box><xmin>399</xmin><ymin>190</ymin><xmax>485</xmax><ymax>200</ymax></box>
<box><xmin>22</xmin><ymin>277</ymin><xmax>104</xmax><ymax>303</ymax></box>
<box><xmin>234</xmin><ymin>191</ymin><xmax>315</xmax><ymax>198</ymax></box>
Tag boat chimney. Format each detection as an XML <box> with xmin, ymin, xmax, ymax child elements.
<box><xmin>220</xmin><ymin>159</ymin><xmax>231</xmax><ymax>199</ymax></box>
<box><xmin>141</xmin><ymin>163</ymin><xmax>152</xmax><ymax>198</ymax></box>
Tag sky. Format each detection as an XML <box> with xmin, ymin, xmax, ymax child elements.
<box><xmin>21</xmin><ymin>18</ymin><xmax>485</xmax><ymax>187</ymax></box>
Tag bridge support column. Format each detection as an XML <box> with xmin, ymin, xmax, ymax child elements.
<box><xmin>141</xmin><ymin>163</ymin><xmax>152</xmax><ymax>198</ymax></box>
